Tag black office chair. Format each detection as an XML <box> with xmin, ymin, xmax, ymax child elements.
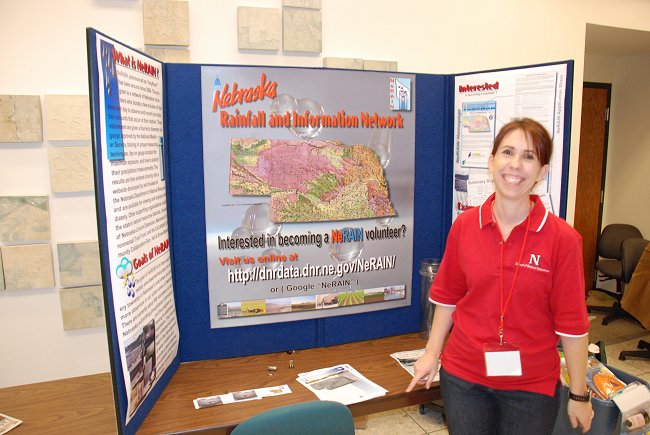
<box><xmin>618</xmin><ymin>238</ymin><xmax>650</xmax><ymax>361</ymax></box>
<box><xmin>589</xmin><ymin>224</ymin><xmax>643</xmax><ymax>325</ymax></box>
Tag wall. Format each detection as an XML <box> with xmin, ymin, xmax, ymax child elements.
<box><xmin>583</xmin><ymin>52</ymin><xmax>650</xmax><ymax>239</ymax></box>
<box><xmin>602</xmin><ymin>53</ymin><xmax>650</xmax><ymax>238</ymax></box>
<box><xmin>581</xmin><ymin>53</ymin><xmax>649</xmax><ymax>294</ymax></box>
<box><xmin>584</xmin><ymin>54</ymin><xmax>617</xmax><ymax>83</ymax></box>
<box><xmin>1</xmin><ymin>0</ymin><xmax>650</xmax><ymax>388</ymax></box>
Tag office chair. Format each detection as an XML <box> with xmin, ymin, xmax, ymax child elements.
<box><xmin>589</xmin><ymin>224</ymin><xmax>643</xmax><ymax>325</ymax></box>
<box><xmin>617</xmin><ymin>238</ymin><xmax>650</xmax><ymax>361</ymax></box>
<box><xmin>231</xmin><ymin>400</ymin><xmax>355</xmax><ymax>435</ymax></box>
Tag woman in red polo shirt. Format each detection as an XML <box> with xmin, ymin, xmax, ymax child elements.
<box><xmin>407</xmin><ymin>118</ymin><xmax>593</xmax><ymax>434</ymax></box>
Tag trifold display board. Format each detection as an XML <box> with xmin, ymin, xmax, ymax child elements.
<box><xmin>86</xmin><ymin>28</ymin><xmax>573</xmax><ymax>434</ymax></box>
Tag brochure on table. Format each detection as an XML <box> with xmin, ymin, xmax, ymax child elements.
<box><xmin>86</xmin><ymin>28</ymin><xmax>572</xmax><ymax>434</ymax></box>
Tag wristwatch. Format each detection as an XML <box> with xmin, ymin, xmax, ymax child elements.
<box><xmin>568</xmin><ymin>388</ymin><xmax>592</xmax><ymax>402</ymax></box>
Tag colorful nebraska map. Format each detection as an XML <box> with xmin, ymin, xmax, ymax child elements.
<box><xmin>229</xmin><ymin>138</ymin><xmax>396</xmax><ymax>223</ymax></box>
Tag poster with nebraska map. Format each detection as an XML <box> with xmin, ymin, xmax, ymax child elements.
<box><xmin>202</xmin><ymin>66</ymin><xmax>416</xmax><ymax>328</ymax></box>
<box><xmin>229</xmin><ymin>139</ymin><xmax>396</xmax><ymax>222</ymax></box>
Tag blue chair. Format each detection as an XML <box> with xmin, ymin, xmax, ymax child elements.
<box><xmin>231</xmin><ymin>400</ymin><xmax>355</xmax><ymax>435</ymax></box>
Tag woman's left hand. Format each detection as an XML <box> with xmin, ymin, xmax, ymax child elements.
<box><xmin>567</xmin><ymin>399</ymin><xmax>594</xmax><ymax>433</ymax></box>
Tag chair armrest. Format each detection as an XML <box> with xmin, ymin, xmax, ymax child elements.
<box><xmin>622</xmin><ymin>238</ymin><xmax>650</xmax><ymax>283</ymax></box>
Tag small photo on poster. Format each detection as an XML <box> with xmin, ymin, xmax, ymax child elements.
<box><xmin>125</xmin><ymin>319</ymin><xmax>157</xmax><ymax>416</ymax></box>
<box><xmin>459</xmin><ymin>101</ymin><xmax>496</xmax><ymax>169</ymax></box>
<box><xmin>390</xmin><ymin>77</ymin><xmax>411</xmax><ymax>111</ymax></box>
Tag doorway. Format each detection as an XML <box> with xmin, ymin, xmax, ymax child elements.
<box><xmin>574</xmin><ymin>83</ymin><xmax>611</xmax><ymax>293</ymax></box>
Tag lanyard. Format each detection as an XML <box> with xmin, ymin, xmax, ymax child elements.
<box><xmin>493</xmin><ymin>202</ymin><xmax>532</xmax><ymax>345</ymax></box>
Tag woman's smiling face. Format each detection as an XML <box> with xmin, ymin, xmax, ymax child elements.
<box><xmin>488</xmin><ymin>128</ymin><xmax>549</xmax><ymax>202</ymax></box>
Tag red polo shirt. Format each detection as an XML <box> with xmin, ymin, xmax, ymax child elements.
<box><xmin>430</xmin><ymin>193</ymin><xmax>589</xmax><ymax>396</ymax></box>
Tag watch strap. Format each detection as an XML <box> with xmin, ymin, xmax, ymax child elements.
<box><xmin>568</xmin><ymin>389</ymin><xmax>591</xmax><ymax>402</ymax></box>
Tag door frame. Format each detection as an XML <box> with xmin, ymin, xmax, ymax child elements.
<box><xmin>581</xmin><ymin>81</ymin><xmax>612</xmax><ymax>289</ymax></box>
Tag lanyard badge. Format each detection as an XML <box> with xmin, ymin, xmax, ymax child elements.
<box><xmin>483</xmin><ymin>203</ymin><xmax>531</xmax><ymax>377</ymax></box>
<box><xmin>484</xmin><ymin>342</ymin><xmax>522</xmax><ymax>376</ymax></box>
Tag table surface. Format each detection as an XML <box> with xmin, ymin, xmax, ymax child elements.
<box><xmin>0</xmin><ymin>372</ymin><xmax>117</xmax><ymax>434</ymax></box>
<box><xmin>0</xmin><ymin>332</ymin><xmax>440</xmax><ymax>435</ymax></box>
<box><xmin>138</xmin><ymin>332</ymin><xmax>438</xmax><ymax>434</ymax></box>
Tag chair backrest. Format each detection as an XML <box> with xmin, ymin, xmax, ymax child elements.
<box><xmin>622</xmin><ymin>238</ymin><xmax>650</xmax><ymax>283</ymax></box>
<box><xmin>231</xmin><ymin>400</ymin><xmax>355</xmax><ymax>435</ymax></box>
<box><xmin>598</xmin><ymin>224</ymin><xmax>643</xmax><ymax>260</ymax></box>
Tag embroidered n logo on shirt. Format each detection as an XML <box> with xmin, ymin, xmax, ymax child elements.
<box><xmin>517</xmin><ymin>253</ymin><xmax>550</xmax><ymax>273</ymax></box>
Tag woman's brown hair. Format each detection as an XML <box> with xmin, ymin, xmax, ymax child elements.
<box><xmin>491</xmin><ymin>118</ymin><xmax>553</xmax><ymax>165</ymax></box>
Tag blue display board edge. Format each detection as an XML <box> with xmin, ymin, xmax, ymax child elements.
<box><xmin>429</xmin><ymin>74</ymin><xmax>457</xmax><ymax>258</ymax></box>
<box><xmin>85</xmin><ymin>28</ymin><xmax>181</xmax><ymax>435</ymax></box>
<box><xmin>86</xmin><ymin>27</ymin><xmax>124</xmax><ymax>434</ymax></box>
<box><xmin>561</xmin><ymin>61</ymin><xmax>575</xmax><ymax>219</ymax></box>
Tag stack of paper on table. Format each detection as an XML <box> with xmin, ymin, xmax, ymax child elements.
<box><xmin>0</xmin><ymin>413</ymin><xmax>23</xmax><ymax>434</ymax></box>
<box><xmin>296</xmin><ymin>364</ymin><xmax>387</xmax><ymax>405</ymax></box>
<box><xmin>193</xmin><ymin>385</ymin><xmax>292</xmax><ymax>409</ymax></box>
<box><xmin>390</xmin><ymin>348</ymin><xmax>440</xmax><ymax>382</ymax></box>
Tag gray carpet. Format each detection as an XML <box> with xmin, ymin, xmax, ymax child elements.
<box><xmin>587</xmin><ymin>291</ymin><xmax>648</xmax><ymax>347</ymax></box>
<box><xmin>588</xmin><ymin>310</ymin><xmax>647</xmax><ymax>345</ymax></box>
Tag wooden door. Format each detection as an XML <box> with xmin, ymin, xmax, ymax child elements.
<box><xmin>574</xmin><ymin>83</ymin><xmax>610</xmax><ymax>293</ymax></box>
